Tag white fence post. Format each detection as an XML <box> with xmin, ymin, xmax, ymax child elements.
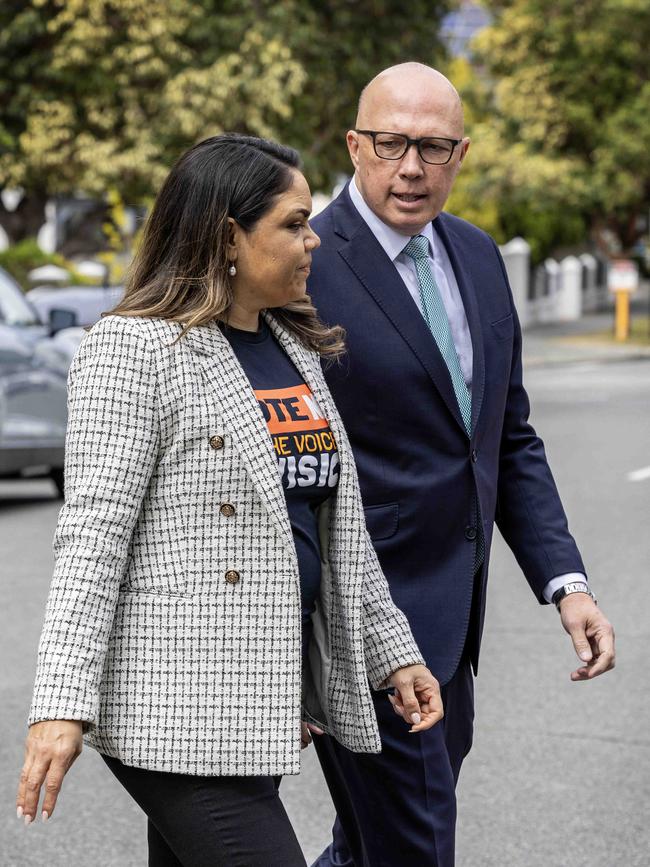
<box><xmin>538</xmin><ymin>259</ymin><xmax>560</xmax><ymax>322</ymax></box>
<box><xmin>36</xmin><ymin>201</ymin><xmax>57</xmax><ymax>254</ymax></box>
<box><xmin>580</xmin><ymin>253</ymin><xmax>598</xmax><ymax>312</ymax></box>
<box><xmin>500</xmin><ymin>237</ymin><xmax>531</xmax><ymax>327</ymax></box>
<box><xmin>556</xmin><ymin>255</ymin><xmax>582</xmax><ymax>321</ymax></box>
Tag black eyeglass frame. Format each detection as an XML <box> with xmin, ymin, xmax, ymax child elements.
<box><xmin>354</xmin><ymin>129</ymin><xmax>463</xmax><ymax>165</ymax></box>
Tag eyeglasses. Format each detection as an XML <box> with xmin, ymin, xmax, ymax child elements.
<box><xmin>355</xmin><ymin>130</ymin><xmax>463</xmax><ymax>165</ymax></box>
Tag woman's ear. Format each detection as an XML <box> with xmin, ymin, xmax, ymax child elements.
<box><xmin>226</xmin><ymin>217</ymin><xmax>238</xmax><ymax>263</ymax></box>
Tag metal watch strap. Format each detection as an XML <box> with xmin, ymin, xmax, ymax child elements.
<box><xmin>552</xmin><ymin>581</ymin><xmax>597</xmax><ymax>611</ymax></box>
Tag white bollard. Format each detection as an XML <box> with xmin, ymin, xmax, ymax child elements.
<box><xmin>500</xmin><ymin>237</ymin><xmax>531</xmax><ymax>327</ymax></box>
<box><xmin>580</xmin><ymin>253</ymin><xmax>597</xmax><ymax>312</ymax></box>
<box><xmin>36</xmin><ymin>201</ymin><xmax>57</xmax><ymax>254</ymax></box>
<box><xmin>556</xmin><ymin>255</ymin><xmax>582</xmax><ymax>321</ymax></box>
<box><xmin>539</xmin><ymin>259</ymin><xmax>561</xmax><ymax>322</ymax></box>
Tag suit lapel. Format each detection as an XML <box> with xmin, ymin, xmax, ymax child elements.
<box><xmin>332</xmin><ymin>192</ymin><xmax>469</xmax><ymax>437</ymax></box>
<box><xmin>184</xmin><ymin>315</ymin><xmax>365</xmax><ymax>559</ymax></box>
<box><xmin>185</xmin><ymin>321</ymin><xmax>294</xmax><ymax>550</ymax></box>
<box><xmin>434</xmin><ymin>215</ymin><xmax>486</xmax><ymax>432</ymax></box>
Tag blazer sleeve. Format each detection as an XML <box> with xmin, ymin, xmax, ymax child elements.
<box><xmin>29</xmin><ymin>316</ymin><xmax>160</xmax><ymax>727</ymax></box>
<box><xmin>492</xmin><ymin>241</ymin><xmax>586</xmax><ymax>600</ymax></box>
<box><xmin>361</xmin><ymin>531</ymin><xmax>425</xmax><ymax>690</ymax></box>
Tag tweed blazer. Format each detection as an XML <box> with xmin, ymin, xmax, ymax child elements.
<box><xmin>29</xmin><ymin>313</ymin><xmax>424</xmax><ymax>776</ymax></box>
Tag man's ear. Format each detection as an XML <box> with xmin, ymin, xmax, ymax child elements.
<box><xmin>457</xmin><ymin>137</ymin><xmax>471</xmax><ymax>167</ymax></box>
<box><xmin>346</xmin><ymin>130</ymin><xmax>361</xmax><ymax>172</ymax></box>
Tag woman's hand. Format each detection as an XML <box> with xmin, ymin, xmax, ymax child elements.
<box><xmin>16</xmin><ymin>720</ymin><xmax>83</xmax><ymax>825</ymax></box>
<box><xmin>300</xmin><ymin>721</ymin><xmax>324</xmax><ymax>749</ymax></box>
<box><xmin>387</xmin><ymin>664</ymin><xmax>444</xmax><ymax>733</ymax></box>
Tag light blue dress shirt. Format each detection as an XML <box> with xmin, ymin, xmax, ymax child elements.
<box><xmin>347</xmin><ymin>177</ymin><xmax>587</xmax><ymax>603</ymax></box>
<box><xmin>349</xmin><ymin>177</ymin><xmax>474</xmax><ymax>387</ymax></box>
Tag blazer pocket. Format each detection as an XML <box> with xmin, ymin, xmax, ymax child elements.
<box><xmin>490</xmin><ymin>313</ymin><xmax>514</xmax><ymax>342</ymax></box>
<box><xmin>364</xmin><ymin>503</ymin><xmax>399</xmax><ymax>541</ymax></box>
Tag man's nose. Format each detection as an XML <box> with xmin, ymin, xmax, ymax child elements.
<box><xmin>398</xmin><ymin>143</ymin><xmax>425</xmax><ymax>178</ymax></box>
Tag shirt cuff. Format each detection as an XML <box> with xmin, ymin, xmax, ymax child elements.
<box><xmin>542</xmin><ymin>573</ymin><xmax>588</xmax><ymax>604</ymax></box>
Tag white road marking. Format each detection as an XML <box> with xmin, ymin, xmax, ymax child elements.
<box><xmin>627</xmin><ymin>466</ymin><xmax>650</xmax><ymax>482</ymax></box>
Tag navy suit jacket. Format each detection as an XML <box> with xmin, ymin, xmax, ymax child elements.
<box><xmin>308</xmin><ymin>186</ymin><xmax>585</xmax><ymax>684</ymax></box>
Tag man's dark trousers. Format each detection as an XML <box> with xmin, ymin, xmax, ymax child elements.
<box><xmin>312</xmin><ymin>653</ymin><xmax>474</xmax><ymax>867</ymax></box>
<box><xmin>306</xmin><ymin>186</ymin><xmax>585</xmax><ymax>867</ymax></box>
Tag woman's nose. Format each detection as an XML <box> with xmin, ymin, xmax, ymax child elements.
<box><xmin>306</xmin><ymin>226</ymin><xmax>321</xmax><ymax>250</ymax></box>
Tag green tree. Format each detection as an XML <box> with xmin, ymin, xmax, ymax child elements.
<box><xmin>0</xmin><ymin>0</ymin><xmax>305</xmax><ymax>241</ymax></box>
<box><xmin>445</xmin><ymin>56</ymin><xmax>589</xmax><ymax>261</ymax></box>
<box><xmin>273</xmin><ymin>0</ymin><xmax>454</xmax><ymax>190</ymax></box>
<box><xmin>450</xmin><ymin>0</ymin><xmax>650</xmax><ymax>258</ymax></box>
<box><xmin>0</xmin><ymin>0</ymin><xmax>453</xmax><ymax>244</ymax></box>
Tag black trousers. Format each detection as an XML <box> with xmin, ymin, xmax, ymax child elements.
<box><xmin>311</xmin><ymin>654</ymin><xmax>475</xmax><ymax>867</ymax></box>
<box><xmin>101</xmin><ymin>754</ymin><xmax>306</xmax><ymax>867</ymax></box>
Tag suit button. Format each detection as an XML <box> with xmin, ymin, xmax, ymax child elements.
<box><xmin>225</xmin><ymin>570</ymin><xmax>240</xmax><ymax>585</ymax></box>
<box><xmin>471</xmin><ymin>449</ymin><xmax>478</xmax><ymax>463</ymax></box>
<box><xmin>465</xmin><ymin>526</ymin><xmax>477</xmax><ymax>541</ymax></box>
<box><xmin>209</xmin><ymin>435</ymin><xmax>225</xmax><ymax>450</ymax></box>
<box><xmin>220</xmin><ymin>503</ymin><xmax>236</xmax><ymax>517</ymax></box>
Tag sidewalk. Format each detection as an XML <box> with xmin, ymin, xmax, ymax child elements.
<box><xmin>522</xmin><ymin>297</ymin><xmax>650</xmax><ymax>367</ymax></box>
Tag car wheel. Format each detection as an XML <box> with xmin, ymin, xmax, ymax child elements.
<box><xmin>51</xmin><ymin>467</ymin><xmax>64</xmax><ymax>498</ymax></box>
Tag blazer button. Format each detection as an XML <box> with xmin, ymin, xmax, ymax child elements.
<box><xmin>209</xmin><ymin>435</ymin><xmax>225</xmax><ymax>450</ymax></box>
<box><xmin>465</xmin><ymin>526</ymin><xmax>477</xmax><ymax>541</ymax></box>
<box><xmin>220</xmin><ymin>503</ymin><xmax>236</xmax><ymax>517</ymax></box>
<box><xmin>225</xmin><ymin>570</ymin><xmax>240</xmax><ymax>585</ymax></box>
<box><xmin>471</xmin><ymin>449</ymin><xmax>478</xmax><ymax>463</ymax></box>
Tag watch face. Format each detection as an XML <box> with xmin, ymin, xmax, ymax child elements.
<box><xmin>554</xmin><ymin>583</ymin><xmax>594</xmax><ymax>609</ymax></box>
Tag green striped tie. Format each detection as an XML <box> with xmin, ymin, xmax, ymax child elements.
<box><xmin>403</xmin><ymin>234</ymin><xmax>484</xmax><ymax>568</ymax></box>
<box><xmin>402</xmin><ymin>234</ymin><xmax>472</xmax><ymax>433</ymax></box>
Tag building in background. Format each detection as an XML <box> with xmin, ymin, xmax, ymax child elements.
<box><xmin>440</xmin><ymin>1</ymin><xmax>490</xmax><ymax>57</ymax></box>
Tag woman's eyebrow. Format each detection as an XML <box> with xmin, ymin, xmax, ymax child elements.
<box><xmin>286</xmin><ymin>207</ymin><xmax>311</xmax><ymax>219</ymax></box>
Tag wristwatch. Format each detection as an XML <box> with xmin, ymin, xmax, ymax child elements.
<box><xmin>552</xmin><ymin>581</ymin><xmax>597</xmax><ymax>611</ymax></box>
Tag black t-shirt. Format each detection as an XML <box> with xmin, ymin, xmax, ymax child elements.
<box><xmin>221</xmin><ymin>320</ymin><xmax>339</xmax><ymax>653</ymax></box>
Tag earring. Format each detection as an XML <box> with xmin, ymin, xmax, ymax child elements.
<box><xmin>228</xmin><ymin>263</ymin><xmax>237</xmax><ymax>277</ymax></box>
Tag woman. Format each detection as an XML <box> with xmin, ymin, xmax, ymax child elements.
<box><xmin>17</xmin><ymin>134</ymin><xmax>442</xmax><ymax>866</ymax></box>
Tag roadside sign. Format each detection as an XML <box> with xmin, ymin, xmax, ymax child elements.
<box><xmin>608</xmin><ymin>259</ymin><xmax>639</xmax><ymax>293</ymax></box>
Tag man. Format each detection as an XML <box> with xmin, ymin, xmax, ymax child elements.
<box><xmin>306</xmin><ymin>63</ymin><xmax>615</xmax><ymax>867</ymax></box>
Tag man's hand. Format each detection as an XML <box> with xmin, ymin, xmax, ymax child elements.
<box><xmin>16</xmin><ymin>720</ymin><xmax>83</xmax><ymax>825</ymax></box>
<box><xmin>559</xmin><ymin>593</ymin><xmax>615</xmax><ymax>681</ymax></box>
<box><xmin>387</xmin><ymin>664</ymin><xmax>444</xmax><ymax>732</ymax></box>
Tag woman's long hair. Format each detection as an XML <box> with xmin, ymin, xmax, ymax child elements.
<box><xmin>107</xmin><ymin>133</ymin><xmax>344</xmax><ymax>357</ymax></box>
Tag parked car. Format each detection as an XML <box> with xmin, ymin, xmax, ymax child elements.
<box><xmin>0</xmin><ymin>268</ymin><xmax>124</xmax><ymax>496</ymax></box>
<box><xmin>0</xmin><ymin>323</ymin><xmax>67</xmax><ymax>496</ymax></box>
<box><xmin>0</xmin><ymin>266</ymin><xmax>97</xmax><ymax>496</ymax></box>
<box><xmin>0</xmin><ymin>266</ymin><xmax>49</xmax><ymax>344</ymax></box>
<box><xmin>0</xmin><ymin>265</ymin><xmax>78</xmax><ymax>339</ymax></box>
<box><xmin>26</xmin><ymin>283</ymin><xmax>123</xmax><ymax>328</ymax></box>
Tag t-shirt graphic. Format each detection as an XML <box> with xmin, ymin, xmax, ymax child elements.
<box><xmin>219</xmin><ymin>318</ymin><xmax>338</xmax><ymax>654</ymax></box>
<box><xmin>255</xmin><ymin>383</ymin><xmax>339</xmax><ymax>491</ymax></box>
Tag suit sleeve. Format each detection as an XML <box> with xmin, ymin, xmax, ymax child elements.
<box><xmin>29</xmin><ymin>317</ymin><xmax>160</xmax><ymax>727</ymax></box>
<box><xmin>361</xmin><ymin>531</ymin><xmax>425</xmax><ymax>690</ymax></box>
<box><xmin>492</xmin><ymin>241</ymin><xmax>586</xmax><ymax>601</ymax></box>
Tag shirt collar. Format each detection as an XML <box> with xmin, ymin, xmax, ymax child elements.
<box><xmin>348</xmin><ymin>176</ymin><xmax>436</xmax><ymax>262</ymax></box>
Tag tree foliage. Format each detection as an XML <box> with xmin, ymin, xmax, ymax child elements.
<box><xmin>0</xmin><ymin>0</ymin><xmax>452</xmax><ymax>242</ymax></box>
<box><xmin>448</xmin><ymin>0</ymin><xmax>650</xmax><ymax>257</ymax></box>
<box><xmin>0</xmin><ymin>1</ymin><xmax>304</xmax><ymax>201</ymax></box>
<box><xmin>271</xmin><ymin>0</ymin><xmax>453</xmax><ymax>190</ymax></box>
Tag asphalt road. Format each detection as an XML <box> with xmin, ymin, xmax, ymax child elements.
<box><xmin>1</xmin><ymin>358</ymin><xmax>648</xmax><ymax>866</ymax></box>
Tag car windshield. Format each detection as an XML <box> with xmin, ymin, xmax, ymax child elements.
<box><xmin>0</xmin><ymin>267</ymin><xmax>40</xmax><ymax>326</ymax></box>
